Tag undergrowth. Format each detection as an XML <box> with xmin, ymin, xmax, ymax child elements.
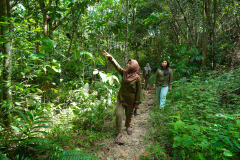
<box><xmin>0</xmin><ymin>73</ymin><xmax>119</xmax><ymax>159</ymax></box>
<box><xmin>146</xmin><ymin>66</ymin><xmax>240</xmax><ymax>160</ymax></box>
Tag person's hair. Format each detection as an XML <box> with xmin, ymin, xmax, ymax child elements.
<box><xmin>161</xmin><ymin>60</ymin><xmax>170</xmax><ymax>76</ymax></box>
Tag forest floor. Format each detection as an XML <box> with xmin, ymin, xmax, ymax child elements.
<box><xmin>95</xmin><ymin>89</ymin><xmax>155</xmax><ymax>160</ymax></box>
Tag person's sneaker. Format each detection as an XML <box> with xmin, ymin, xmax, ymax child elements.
<box><xmin>134</xmin><ymin>109</ymin><xmax>137</xmax><ymax>116</ymax></box>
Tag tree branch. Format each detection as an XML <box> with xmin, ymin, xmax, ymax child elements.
<box><xmin>176</xmin><ymin>0</ymin><xmax>194</xmax><ymax>43</ymax></box>
<box><xmin>218</xmin><ymin>87</ymin><xmax>240</xmax><ymax>98</ymax></box>
<box><xmin>53</xmin><ymin>1</ymin><xmax>79</xmax><ymax>31</ymax></box>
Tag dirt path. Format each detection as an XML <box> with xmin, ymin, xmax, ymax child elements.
<box><xmin>95</xmin><ymin>89</ymin><xmax>155</xmax><ymax>160</ymax></box>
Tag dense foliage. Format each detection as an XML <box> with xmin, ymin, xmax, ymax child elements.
<box><xmin>147</xmin><ymin>66</ymin><xmax>240</xmax><ymax>159</ymax></box>
<box><xmin>0</xmin><ymin>0</ymin><xmax>239</xmax><ymax>159</ymax></box>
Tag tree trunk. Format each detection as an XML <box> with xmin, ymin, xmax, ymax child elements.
<box><xmin>155</xmin><ymin>29</ymin><xmax>159</xmax><ymax>55</ymax></box>
<box><xmin>0</xmin><ymin>0</ymin><xmax>13</xmax><ymax>128</ymax></box>
<box><xmin>35</xmin><ymin>2</ymin><xmax>39</xmax><ymax>54</ymax></box>
<box><xmin>124</xmin><ymin>0</ymin><xmax>129</xmax><ymax>65</ymax></box>
<box><xmin>49</xmin><ymin>19</ymin><xmax>53</xmax><ymax>39</ymax></box>
<box><xmin>132</xmin><ymin>2</ymin><xmax>139</xmax><ymax>62</ymax></box>
<box><xmin>27</xmin><ymin>0</ymin><xmax>31</xmax><ymax>40</ymax></box>
<box><xmin>212</xmin><ymin>0</ymin><xmax>217</xmax><ymax>69</ymax></box>
<box><xmin>39</xmin><ymin>1</ymin><xmax>48</xmax><ymax>37</ymax></box>
<box><xmin>176</xmin><ymin>0</ymin><xmax>194</xmax><ymax>45</ymax></box>
<box><xmin>205</xmin><ymin>0</ymin><xmax>212</xmax><ymax>67</ymax></box>
<box><xmin>202</xmin><ymin>0</ymin><xmax>207</xmax><ymax>66</ymax></box>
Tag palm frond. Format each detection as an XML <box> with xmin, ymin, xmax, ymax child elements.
<box><xmin>50</xmin><ymin>150</ymin><xmax>98</xmax><ymax>160</ymax></box>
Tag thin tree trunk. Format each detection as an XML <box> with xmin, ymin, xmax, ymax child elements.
<box><xmin>205</xmin><ymin>0</ymin><xmax>212</xmax><ymax>67</ymax></box>
<box><xmin>213</xmin><ymin>0</ymin><xmax>217</xmax><ymax>69</ymax></box>
<box><xmin>49</xmin><ymin>20</ymin><xmax>53</xmax><ymax>39</ymax></box>
<box><xmin>202</xmin><ymin>0</ymin><xmax>207</xmax><ymax>66</ymax></box>
<box><xmin>27</xmin><ymin>0</ymin><xmax>31</xmax><ymax>40</ymax></box>
<box><xmin>155</xmin><ymin>29</ymin><xmax>159</xmax><ymax>54</ymax></box>
<box><xmin>0</xmin><ymin>0</ymin><xmax>13</xmax><ymax>128</ymax></box>
<box><xmin>39</xmin><ymin>1</ymin><xmax>48</xmax><ymax>37</ymax></box>
<box><xmin>124</xmin><ymin>0</ymin><xmax>129</xmax><ymax>65</ymax></box>
<box><xmin>171</xmin><ymin>21</ymin><xmax>180</xmax><ymax>45</ymax></box>
<box><xmin>176</xmin><ymin>0</ymin><xmax>194</xmax><ymax>44</ymax></box>
<box><xmin>132</xmin><ymin>2</ymin><xmax>139</xmax><ymax>61</ymax></box>
<box><xmin>43</xmin><ymin>12</ymin><xmax>48</xmax><ymax>37</ymax></box>
<box><xmin>167</xmin><ymin>1</ymin><xmax>187</xmax><ymax>41</ymax></box>
<box><xmin>35</xmin><ymin>2</ymin><xmax>39</xmax><ymax>54</ymax></box>
<box><xmin>67</xmin><ymin>12</ymin><xmax>81</xmax><ymax>57</ymax></box>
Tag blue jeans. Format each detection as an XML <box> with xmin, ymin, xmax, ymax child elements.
<box><xmin>156</xmin><ymin>86</ymin><xmax>169</xmax><ymax>109</ymax></box>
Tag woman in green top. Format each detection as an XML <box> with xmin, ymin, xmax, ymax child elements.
<box><xmin>153</xmin><ymin>60</ymin><xmax>173</xmax><ymax>109</ymax></box>
<box><xmin>103</xmin><ymin>50</ymin><xmax>141</xmax><ymax>144</ymax></box>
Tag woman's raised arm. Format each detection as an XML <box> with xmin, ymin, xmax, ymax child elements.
<box><xmin>103</xmin><ymin>50</ymin><xmax>124</xmax><ymax>76</ymax></box>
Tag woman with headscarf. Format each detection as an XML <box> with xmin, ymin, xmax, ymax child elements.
<box><xmin>103</xmin><ymin>50</ymin><xmax>141</xmax><ymax>144</ymax></box>
<box><xmin>143</xmin><ymin>63</ymin><xmax>151</xmax><ymax>90</ymax></box>
<box><xmin>153</xmin><ymin>60</ymin><xmax>173</xmax><ymax>109</ymax></box>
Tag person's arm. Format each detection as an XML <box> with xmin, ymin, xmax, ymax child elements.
<box><xmin>169</xmin><ymin>69</ymin><xmax>173</xmax><ymax>91</ymax></box>
<box><xmin>134</xmin><ymin>77</ymin><xmax>141</xmax><ymax>109</ymax></box>
<box><xmin>108</xmin><ymin>57</ymin><xmax>124</xmax><ymax>76</ymax></box>
<box><xmin>103</xmin><ymin>50</ymin><xmax>124</xmax><ymax>76</ymax></box>
<box><xmin>149</xmin><ymin>70</ymin><xmax>151</xmax><ymax>78</ymax></box>
<box><xmin>153</xmin><ymin>69</ymin><xmax>159</xmax><ymax>89</ymax></box>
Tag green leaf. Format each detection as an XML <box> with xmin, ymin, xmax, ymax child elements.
<box><xmin>174</xmin><ymin>120</ymin><xmax>183</xmax><ymax>130</ymax></box>
<box><xmin>0</xmin><ymin>153</ymin><xmax>8</xmax><ymax>160</ymax></box>
<box><xmin>99</xmin><ymin>72</ymin><xmax>108</xmax><ymax>82</ymax></box>
<box><xmin>30</xmin><ymin>53</ymin><xmax>45</xmax><ymax>59</ymax></box>
<box><xmin>98</xmin><ymin>58</ymin><xmax>105</xmax><ymax>65</ymax></box>
<box><xmin>233</xmin><ymin>140</ymin><xmax>240</xmax><ymax>149</ymax></box>
<box><xmin>32</xmin><ymin>131</ymin><xmax>49</xmax><ymax>135</ymax></box>
<box><xmin>52</xmin><ymin>66</ymin><xmax>61</xmax><ymax>73</ymax></box>
<box><xmin>13</xmin><ymin>118</ymin><xmax>28</xmax><ymax>129</ymax></box>
<box><xmin>173</xmin><ymin>142</ymin><xmax>181</xmax><ymax>148</ymax></box>
<box><xmin>183</xmin><ymin>140</ymin><xmax>194</xmax><ymax>146</ymax></box>
<box><xmin>42</xmin><ymin>37</ymin><xmax>56</xmax><ymax>48</ymax></box>
<box><xmin>7</xmin><ymin>82</ymin><xmax>11</xmax><ymax>87</ymax></box>
<box><xmin>32</xmin><ymin>125</ymin><xmax>51</xmax><ymax>129</ymax></box>
<box><xmin>42</xmin><ymin>37</ymin><xmax>56</xmax><ymax>52</ymax></box>
<box><xmin>236</xmin><ymin>120</ymin><xmax>240</xmax><ymax>127</ymax></box>
<box><xmin>197</xmin><ymin>152</ymin><xmax>205</xmax><ymax>160</ymax></box>
<box><xmin>111</xmin><ymin>75</ymin><xmax>119</xmax><ymax>84</ymax></box>
<box><xmin>169</xmin><ymin>116</ymin><xmax>181</xmax><ymax>120</ymax></box>
<box><xmin>14</xmin><ymin>110</ymin><xmax>30</xmax><ymax>125</ymax></box>
<box><xmin>11</xmin><ymin>126</ymin><xmax>22</xmax><ymax>132</ymax></box>
<box><xmin>80</xmin><ymin>51</ymin><xmax>93</xmax><ymax>58</ymax></box>
<box><xmin>108</xmin><ymin>76</ymin><xmax>114</xmax><ymax>85</ymax></box>
<box><xmin>214</xmin><ymin>141</ymin><xmax>222</xmax><ymax>148</ymax></box>
<box><xmin>223</xmin><ymin>150</ymin><xmax>233</xmax><ymax>157</ymax></box>
<box><xmin>33</xmin><ymin>120</ymin><xmax>53</xmax><ymax>125</ymax></box>
<box><xmin>174</xmin><ymin>136</ymin><xmax>184</xmax><ymax>141</ymax></box>
<box><xmin>226</xmin><ymin>137</ymin><xmax>233</xmax><ymax>147</ymax></box>
<box><xmin>111</xmin><ymin>26</ymin><xmax>119</xmax><ymax>34</ymax></box>
<box><xmin>35</xmin><ymin>116</ymin><xmax>51</xmax><ymax>120</ymax></box>
<box><xmin>27</xmin><ymin>111</ymin><xmax>34</xmax><ymax>122</ymax></box>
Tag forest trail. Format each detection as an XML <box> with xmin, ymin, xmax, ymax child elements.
<box><xmin>95</xmin><ymin>89</ymin><xmax>155</xmax><ymax>160</ymax></box>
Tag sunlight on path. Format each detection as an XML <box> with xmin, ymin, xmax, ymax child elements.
<box><xmin>95</xmin><ymin>90</ymin><xmax>155</xmax><ymax>160</ymax></box>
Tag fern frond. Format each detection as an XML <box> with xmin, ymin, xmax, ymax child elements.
<box><xmin>14</xmin><ymin>154</ymin><xmax>31</xmax><ymax>160</ymax></box>
<box><xmin>0</xmin><ymin>152</ymin><xmax>8</xmax><ymax>160</ymax></box>
<box><xmin>25</xmin><ymin>137</ymin><xmax>63</xmax><ymax>151</ymax></box>
<box><xmin>50</xmin><ymin>150</ymin><xmax>98</xmax><ymax>160</ymax></box>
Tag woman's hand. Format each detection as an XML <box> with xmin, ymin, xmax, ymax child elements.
<box><xmin>169</xmin><ymin>85</ymin><xmax>172</xmax><ymax>91</ymax></box>
<box><xmin>153</xmin><ymin>84</ymin><xmax>156</xmax><ymax>90</ymax></box>
<box><xmin>103</xmin><ymin>50</ymin><xmax>112</xmax><ymax>61</ymax></box>
<box><xmin>134</xmin><ymin>104</ymin><xmax>140</xmax><ymax>109</ymax></box>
